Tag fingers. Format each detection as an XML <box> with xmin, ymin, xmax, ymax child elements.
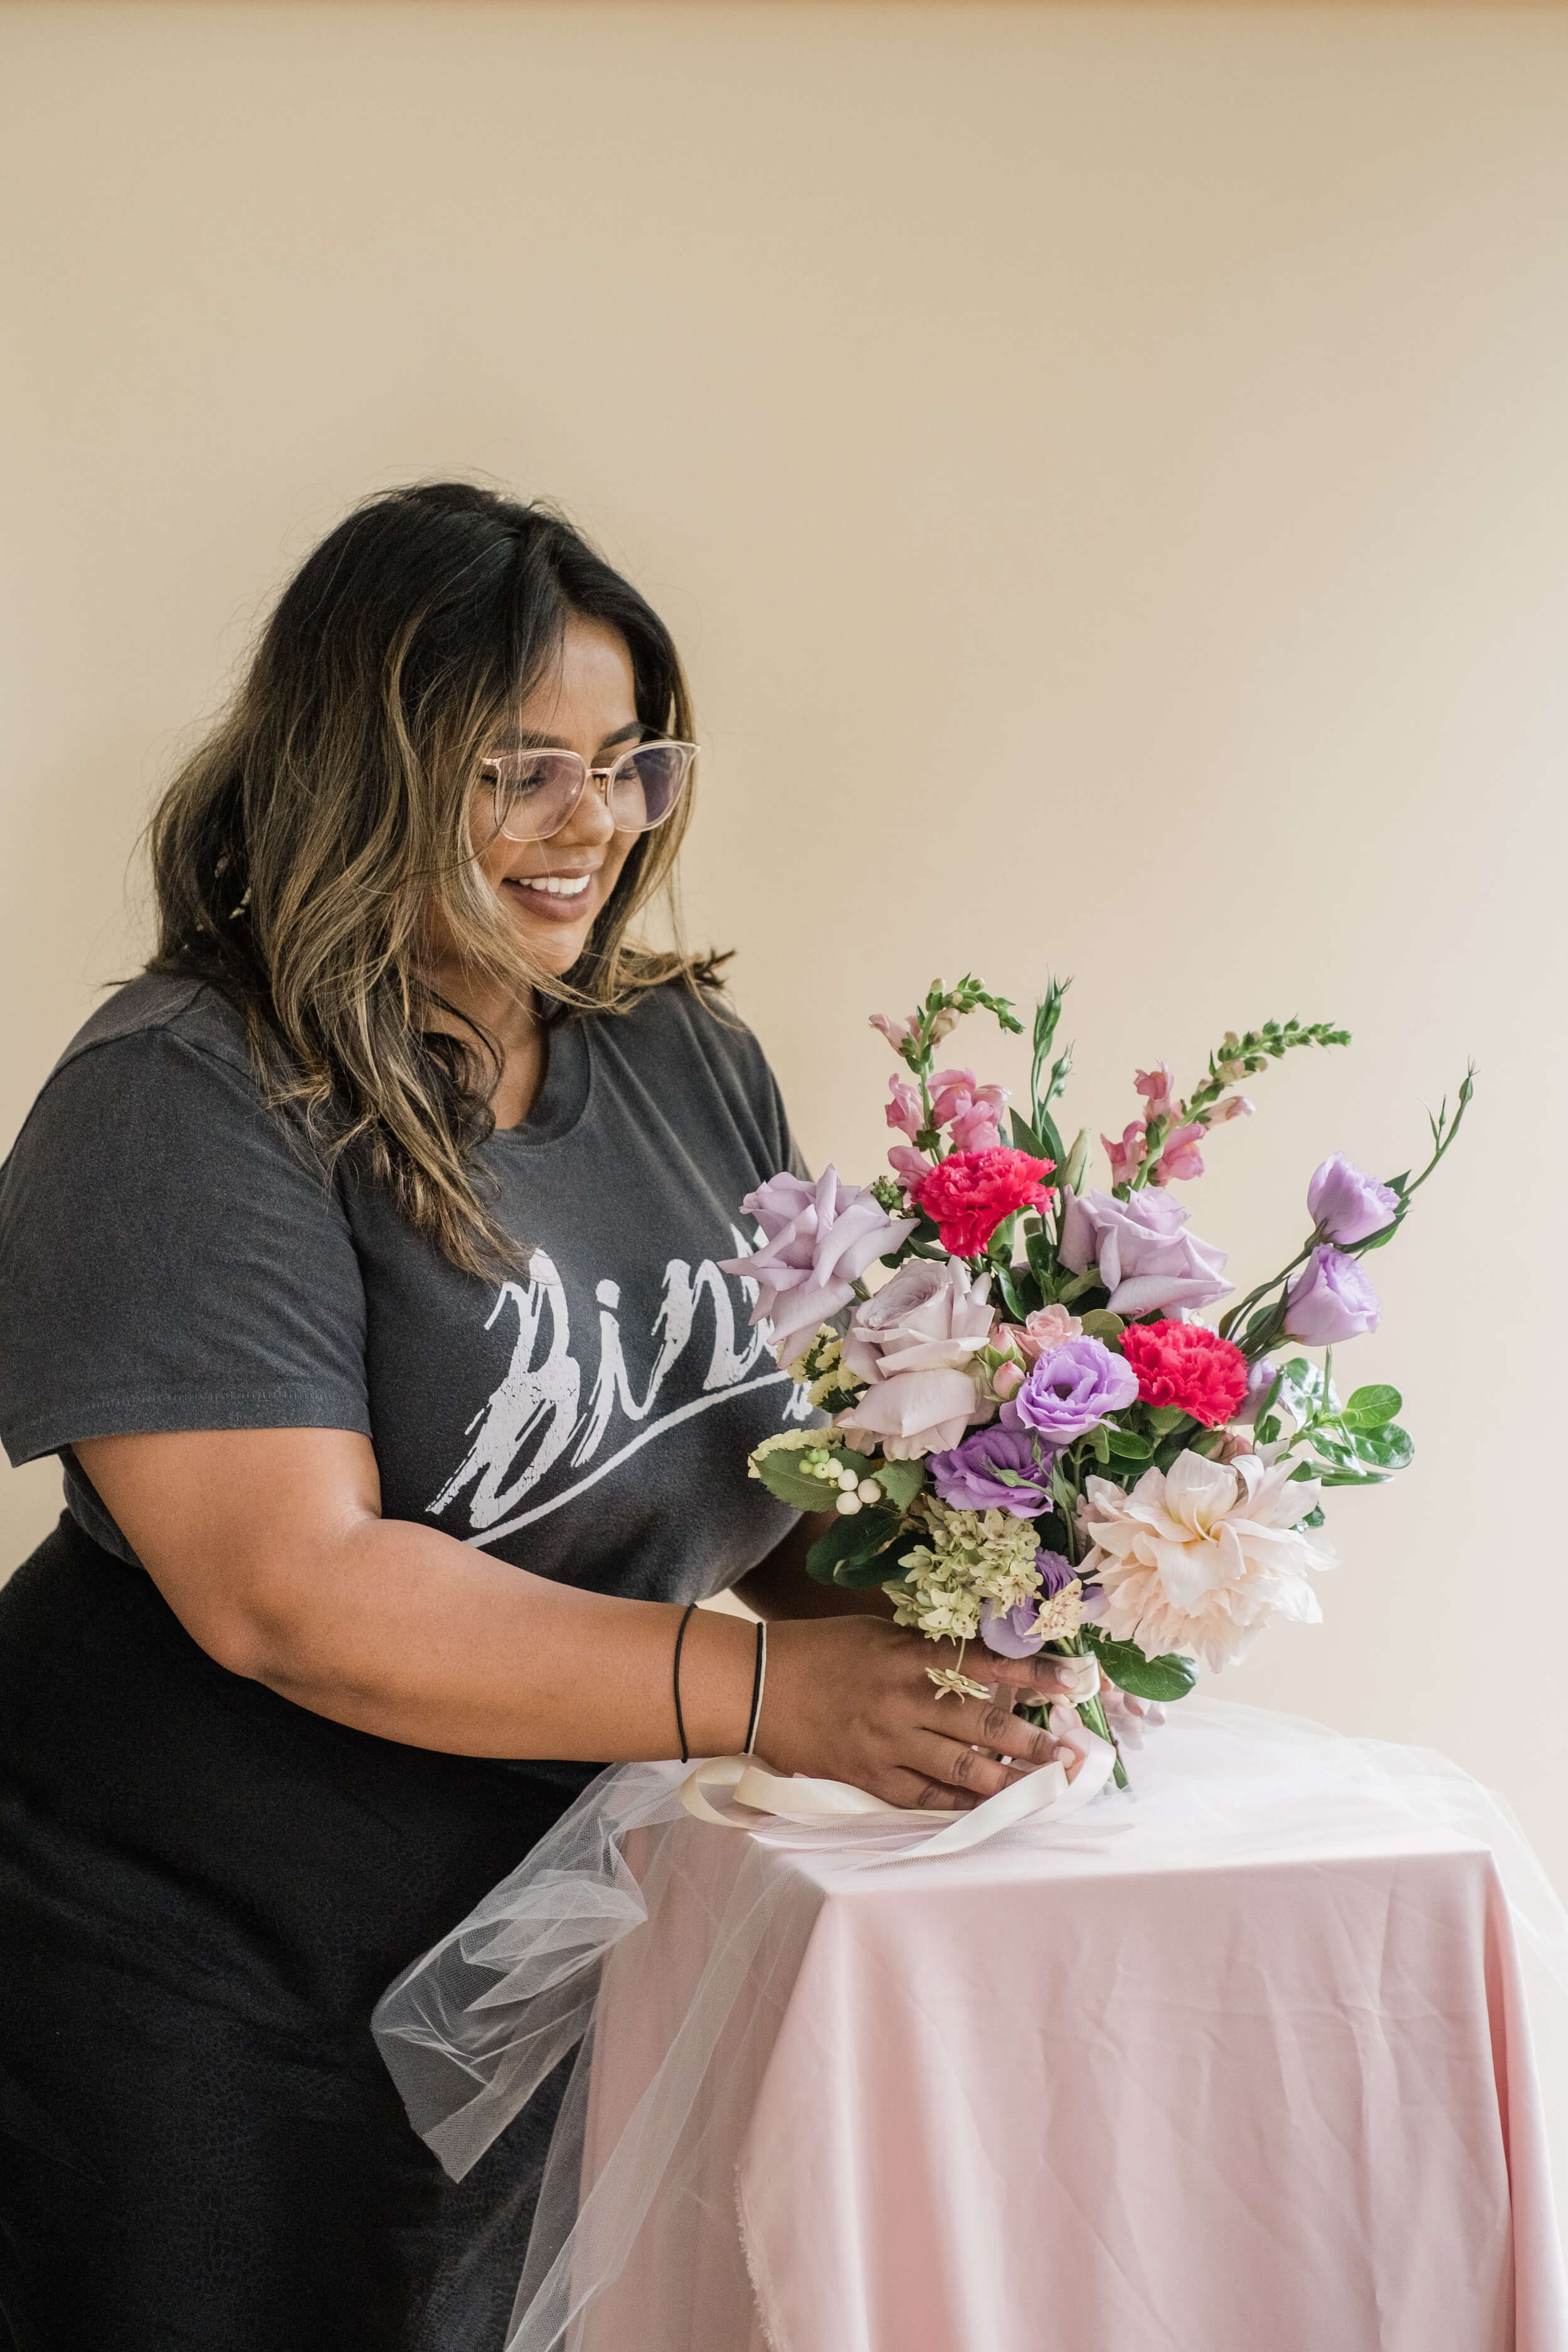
<box><xmin>908</xmin><ymin>1729</ymin><xmax>1044</xmax><ymax>1803</ymax></box>
<box><xmin>978</xmin><ymin>1650</ymin><xmax>1079</xmax><ymax>1698</ymax></box>
<box><xmin>931</xmin><ymin>1692</ymin><xmax>1061</xmax><ymax>1769</ymax></box>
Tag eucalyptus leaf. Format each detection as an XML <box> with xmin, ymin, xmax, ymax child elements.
<box><xmin>1083</xmin><ymin>1629</ymin><xmax>1198</xmax><ymax>1703</ymax></box>
<box><xmin>1078</xmin><ymin>1310</ymin><xmax>1126</xmax><ymax>1345</ymax></box>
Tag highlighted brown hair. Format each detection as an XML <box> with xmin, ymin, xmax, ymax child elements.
<box><xmin>148</xmin><ymin>482</ymin><xmax>721</xmax><ymax>1275</ymax></box>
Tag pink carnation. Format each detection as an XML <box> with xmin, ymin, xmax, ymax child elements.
<box><xmin>1120</xmin><ymin>1319</ymin><xmax>1249</xmax><ymax>1428</ymax></box>
<box><xmin>911</xmin><ymin>1147</ymin><xmax>1056</xmax><ymax>1259</ymax></box>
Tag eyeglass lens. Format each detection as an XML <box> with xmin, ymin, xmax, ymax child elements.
<box><xmin>484</xmin><ymin>743</ymin><xmax>692</xmax><ymax>842</ymax></box>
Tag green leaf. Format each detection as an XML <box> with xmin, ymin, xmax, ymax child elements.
<box><xmin>1078</xmin><ymin>1310</ymin><xmax>1126</xmax><ymax>1345</ymax></box>
<box><xmin>1343</xmin><ymin>1384</ymin><xmax>1402</xmax><ymax>1429</ymax></box>
<box><xmin>1145</xmin><ymin>1406</ymin><xmax>1189</xmax><ymax>1436</ymax></box>
<box><xmin>804</xmin><ymin>1506</ymin><xmax>903</xmax><ymax>1585</ymax></box>
<box><xmin>1104</xmin><ymin>1428</ymin><xmax>1153</xmax><ymax>1461</ymax></box>
<box><xmin>1024</xmin><ymin>1222</ymin><xmax>1057</xmax><ymax>1288</ymax></box>
<box><xmin>1349</xmin><ymin>1422</ymin><xmax>1414</xmax><ymax>1472</ymax></box>
<box><xmin>1300</xmin><ymin>1504</ymin><xmax>1327</xmax><ymax>1528</ymax></box>
<box><xmin>753</xmin><ymin>1451</ymin><xmax>840</xmax><ymax>1512</ymax></box>
<box><xmin>1089</xmin><ymin>1426</ymin><xmax>1111</xmax><ymax>1464</ymax></box>
<box><xmin>994</xmin><ymin>1264</ymin><xmax>1025</xmax><ymax>1321</ymax></box>
<box><xmin>1083</xmin><ymin>1628</ymin><xmax>1199</xmax><ymax>1702</ymax></box>
<box><xmin>1010</xmin><ymin>1108</ymin><xmax>1051</xmax><ymax>1160</ymax></box>
<box><xmin>873</xmin><ymin>1458</ymin><xmax>926</xmax><ymax>1510</ymax></box>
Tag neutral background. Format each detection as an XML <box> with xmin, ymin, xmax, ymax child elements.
<box><xmin>3</xmin><ymin>0</ymin><xmax>1564</xmax><ymax>2084</ymax></box>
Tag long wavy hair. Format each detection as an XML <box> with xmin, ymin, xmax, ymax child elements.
<box><xmin>148</xmin><ymin>481</ymin><xmax>721</xmax><ymax>1276</ymax></box>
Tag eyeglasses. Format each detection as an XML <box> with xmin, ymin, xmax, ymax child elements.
<box><xmin>476</xmin><ymin>739</ymin><xmax>698</xmax><ymax>844</ymax></box>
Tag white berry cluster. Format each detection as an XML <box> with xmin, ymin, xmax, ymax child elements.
<box><xmin>792</xmin><ymin>1443</ymin><xmax>884</xmax><ymax>1517</ymax></box>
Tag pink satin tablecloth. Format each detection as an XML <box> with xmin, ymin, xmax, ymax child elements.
<box><xmin>576</xmin><ymin>1710</ymin><xmax>1567</xmax><ymax>2352</ymax></box>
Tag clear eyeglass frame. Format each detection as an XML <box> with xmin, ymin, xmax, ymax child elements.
<box><xmin>475</xmin><ymin>739</ymin><xmax>699</xmax><ymax>844</ymax></box>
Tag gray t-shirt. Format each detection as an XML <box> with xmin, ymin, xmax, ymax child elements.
<box><xmin>0</xmin><ymin>972</ymin><xmax>810</xmax><ymax>1599</ymax></box>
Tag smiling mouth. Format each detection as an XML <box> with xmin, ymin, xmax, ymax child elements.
<box><xmin>512</xmin><ymin>874</ymin><xmax>593</xmax><ymax>899</ymax></box>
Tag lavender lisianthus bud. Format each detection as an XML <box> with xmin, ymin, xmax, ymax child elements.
<box><xmin>1306</xmin><ymin>1154</ymin><xmax>1399</xmax><ymax>1246</ymax></box>
<box><xmin>1282</xmin><ymin>1247</ymin><xmax>1380</xmax><ymax>1343</ymax></box>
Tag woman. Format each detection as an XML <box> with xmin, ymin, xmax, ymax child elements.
<box><xmin>0</xmin><ymin>482</ymin><xmax>1067</xmax><ymax>2350</ymax></box>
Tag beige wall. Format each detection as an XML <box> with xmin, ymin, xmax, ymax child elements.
<box><xmin>4</xmin><ymin>0</ymin><xmax>1566</xmax><ymax>1912</ymax></box>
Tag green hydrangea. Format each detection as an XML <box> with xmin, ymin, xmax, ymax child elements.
<box><xmin>885</xmin><ymin>1495</ymin><xmax>1044</xmax><ymax>1642</ymax></box>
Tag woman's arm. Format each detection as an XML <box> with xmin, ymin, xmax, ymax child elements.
<box><xmin>75</xmin><ymin>1426</ymin><xmax>1077</xmax><ymax>1809</ymax></box>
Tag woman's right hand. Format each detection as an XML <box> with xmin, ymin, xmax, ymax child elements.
<box><xmin>757</xmin><ymin>1615</ymin><xmax>1086</xmax><ymax>1811</ymax></box>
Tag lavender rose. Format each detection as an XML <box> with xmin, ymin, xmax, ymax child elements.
<box><xmin>718</xmin><ymin>1167</ymin><xmax>915</xmax><ymax>1369</ymax></box>
<box><xmin>1009</xmin><ymin>1337</ymin><xmax>1140</xmax><ymax>1446</ymax></box>
<box><xmin>1307</xmin><ymin>1155</ymin><xmax>1399</xmax><ymax>1246</ymax></box>
<box><xmin>1282</xmin><ymin>1246</ymin><xmax>1380</xmax><ymax>1343</ymax></box>
<box><xmin>835</xmin><ymin>1259</ymin><xmax>997</xmax><ymax>1458</ymax></box>
<box><xmin>978</xmin><ymin>1555</ymin><xmax>1078</xmax><ymax>1656</ymax></box>
<box><xmin>928</xmin><ymin>1422</ymin><xmax>1054</xmax><ymax>1518</ymax></box>
<box><xmin>1057</xmin><ymin>1187</ymin><xmax>1231</xmax><ymax>1318</ymax></box>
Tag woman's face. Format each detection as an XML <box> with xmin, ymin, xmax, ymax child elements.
<box><xmin>471</xmin><ymin>614</ymin><xmax>645</xmax><ymax>978</ymax></box>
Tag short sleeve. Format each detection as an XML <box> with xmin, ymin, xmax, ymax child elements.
<box><xmin>0</xmin><ymin>1027</ymin><xmax>371</xmax><ymax>1473</ymax></box>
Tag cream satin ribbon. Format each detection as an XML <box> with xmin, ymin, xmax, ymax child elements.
<box><xmin>679</xmin><ymin>1734</ymin><xmax>1120</xmax><ymax>1863</ymax></box>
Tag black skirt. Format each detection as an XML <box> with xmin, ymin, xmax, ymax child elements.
<box><xmin>0</xmin><ymin>1515</ymin><xmax>593</xmax><ymax>2352</ymax></box>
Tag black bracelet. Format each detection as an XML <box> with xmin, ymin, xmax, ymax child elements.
<box><xmin>672</xmin><ymin>1601</ymin><xmax>698</xmax><ymax>1764</ymax></box>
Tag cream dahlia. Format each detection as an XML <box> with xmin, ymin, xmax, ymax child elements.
<box><xmin>1078</xmin><ymin>1449</ymin><xmax>1334</xmax><ymax>1672</ymax></box>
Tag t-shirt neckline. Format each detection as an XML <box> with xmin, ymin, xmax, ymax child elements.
<box><xmin>485</xmin><ymin>1015</ymin><xmax>593</xmax><ymax>1151</ymax></box>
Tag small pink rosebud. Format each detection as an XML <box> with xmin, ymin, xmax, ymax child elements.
<box><xmin>992</xmin><ymin>1358</ymin><xmax>1025</xmax><ymax>1401</ymax></box>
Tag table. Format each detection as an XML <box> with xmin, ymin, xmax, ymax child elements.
<box><xmin>565</xmin><ymin>1705</ymin><xmax>1567</xmax><ymax>2352</ymax></box>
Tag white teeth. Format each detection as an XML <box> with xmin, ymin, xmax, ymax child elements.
<box><xmin>519</xmin><ymin>874</ymin><xmax>592</xmax><ymax>898</ymax></box>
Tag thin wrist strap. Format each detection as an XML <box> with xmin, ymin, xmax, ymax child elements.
<box><xmin>744</xmin><ymin>1619</ymin><xmax>768</xmax><ymax>1756</ymax></box>
<box><xmin>672</xmin><ymin>1601</ymin><xmax>698</xmax><ymax>1765</ymax></box>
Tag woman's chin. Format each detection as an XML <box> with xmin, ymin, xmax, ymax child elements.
<box><xmin>499</xmin><ymin>895</ymin><xmax>595</xmax><ymax>973</ymax></box>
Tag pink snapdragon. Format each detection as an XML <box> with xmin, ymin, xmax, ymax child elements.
<box><xmin>1135</xmin><ymin>1062</ymin><xmax>1179</xmax><ymax>1123</ymax></box>
<box><xmin>885</xmin><ymin>1076</ymin><xmax>923</xmax><ymax>1140</ymax></box>
<box><xmin>1156</xmin><ymin>1121</ymin><xmax>1207</xmax><ymax>1184</ymax></box>
<box><xmin>1103</xmin><ymin>1121</ymin><xmax>1147</xmax><ymax>1187</ymax></box>
<box><xmin>870</xmin><ymin>1011</ymin><xmax>918</xmax><ymax>1051</ymax></box>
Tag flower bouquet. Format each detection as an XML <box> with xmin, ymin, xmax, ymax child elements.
<box><xmin>722</xmin><ymin>975</ymin><xmax>1470</xmax><ymax>1787</ymax></box>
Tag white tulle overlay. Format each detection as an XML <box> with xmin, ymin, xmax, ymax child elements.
<box><xmin>373</xmin><ymin>1701</ymin><xmax>1568</xmax><ymax>2352</ymax></box>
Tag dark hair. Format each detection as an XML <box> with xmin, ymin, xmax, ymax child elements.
<box><xmin>147</xmin><ymin>481</ymin><xmax>721</xmax><ymax>1275</ymax></box>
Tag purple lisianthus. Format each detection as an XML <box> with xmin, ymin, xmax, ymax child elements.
<box><xmin>978</xmin><ymin>1554</ymin><xmax>1078</xmax><ymax>1657</ymax></box>
<box><xmin>1057</xmin><ymin>1187</ymin><xmax>1231</xmax><ymax>1318</ymax></box>
<box><xmin>1233</xmin><ymin>1357</ymin><xmax>1279</xmax><ymax>1426</ymax></box>
<box><xmin>1307</xmin><ymin>1155</ymin><xmax>1399</xmax><ymax>1246</ymax></box>
<box><xmin>928</xmin><ymin>1423</ymin><xmax>1053</xmax><ymax>1518</ymax></box>
<box><xmin>1283</xmin><ymin>1246</ymin><xmax>1380</xmax><ymax>1343</ymax></box>
<box><xmin>718</xmin><ymin>1167</ymin><xmax>915</xmax><ymax>1369</ymax></box>
<box><xmin>1009</xmin><ymin>1337</ymin><xmax>1140</xmax><ymax>1446</ymax></box>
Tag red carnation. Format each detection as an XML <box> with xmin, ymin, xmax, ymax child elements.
<box><xmin>911</xmin><ymin>1147</ymin><xmax>1056</xmax><ymax>1259</ymax></box>
<box><xmin>1120</xmin><ymin>1319</ymin><xmax>1249</xmax><ymax>1428</ymax></box>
